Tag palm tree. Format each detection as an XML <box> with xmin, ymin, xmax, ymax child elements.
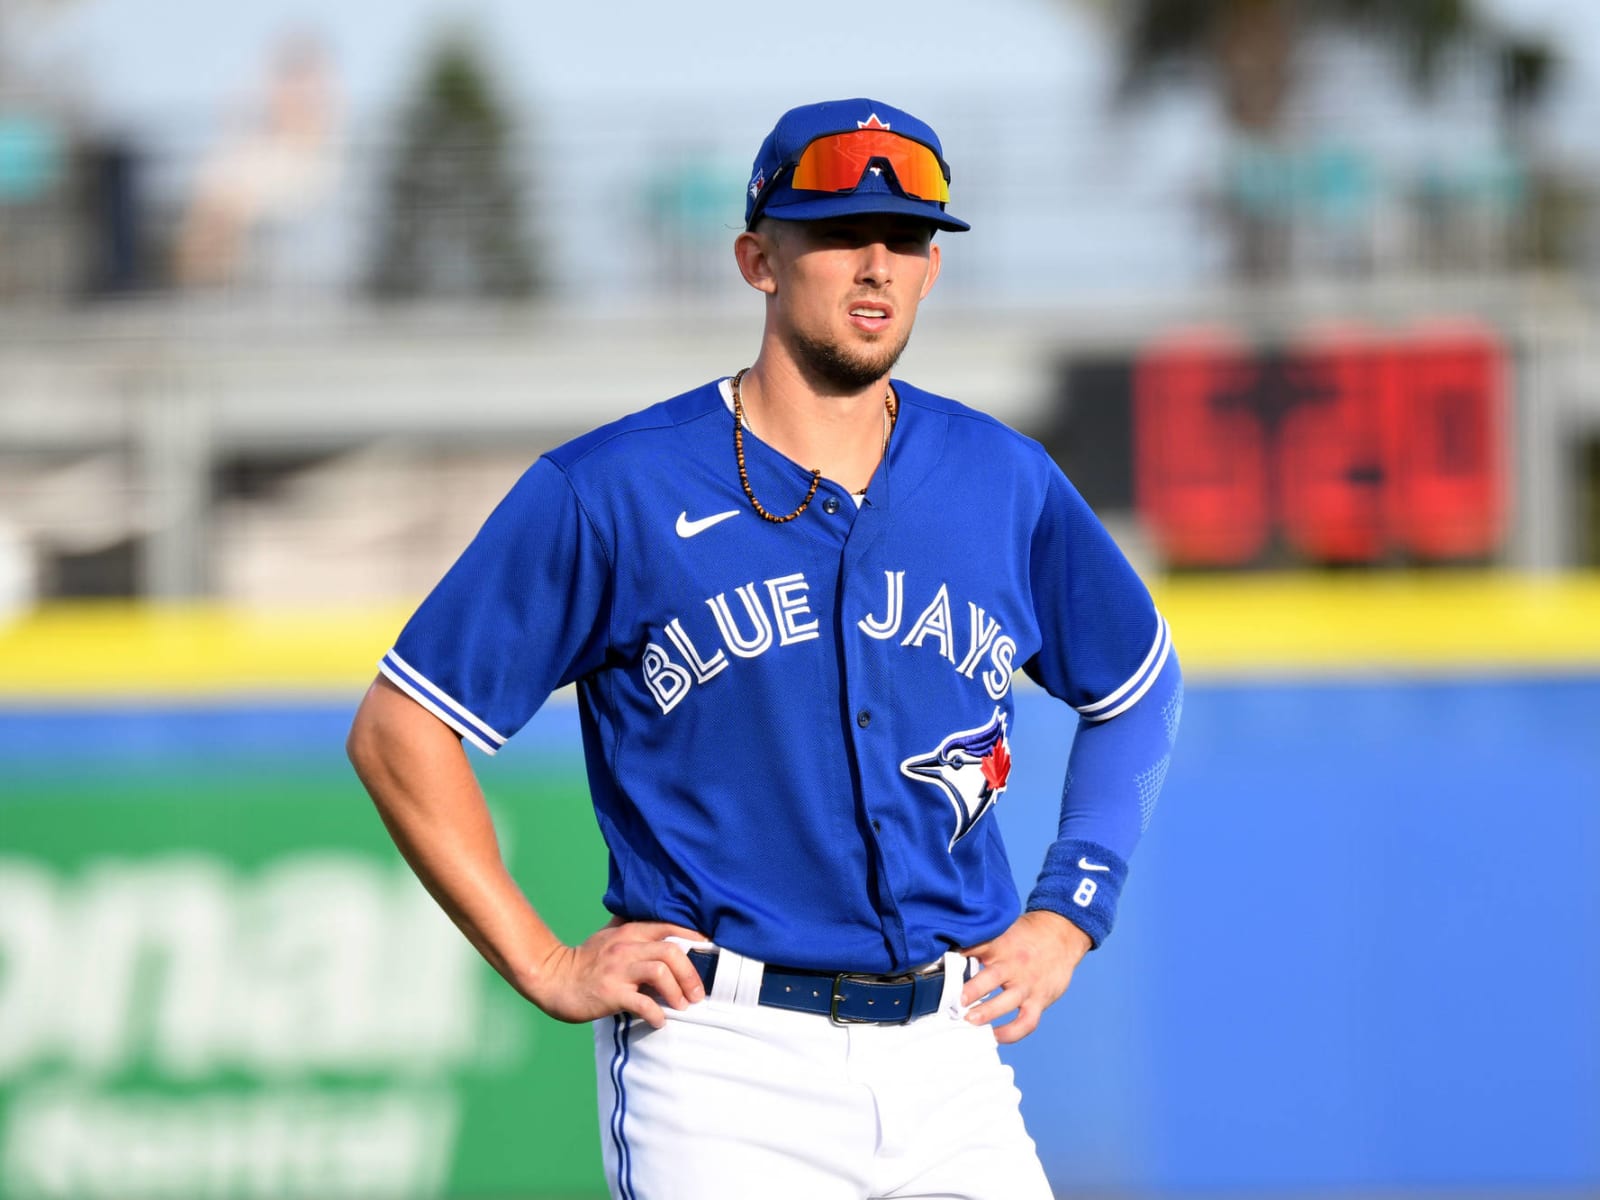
<box><xmin>1080</xmin><ymin>0</ymin><xmax>1558</xmax><ymax>277</ymax></box>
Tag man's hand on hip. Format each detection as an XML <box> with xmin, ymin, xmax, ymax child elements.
<box><xmin>959</xmin><ymin>909</ymin><xmax>1092</xmax><ymax>1044</ymax></box>
<box><xmin>527</xmin><ymin>918</ymin><xmax>708</xmax><ymax>1030</ymax></box>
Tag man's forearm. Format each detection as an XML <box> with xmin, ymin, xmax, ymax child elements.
<box><xmin>1027</xmin><ymin>649</ymin><xmax>1183</xmax><ymax>946</ymax></box>
<box><xmin>346</xmin><ymin>675</ymin><xmax>562</xmax><ymax>997</ymax></box>
<box><xmin>347</xmin><ymin>676</ymin><xmax>708</xmax><ymax>1028</ymax></box>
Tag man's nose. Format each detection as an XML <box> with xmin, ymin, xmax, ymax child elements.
<box><xmin>857</xmin><ymin>242</ymin><xmax>893</xmax><ymax>285</ymax></box>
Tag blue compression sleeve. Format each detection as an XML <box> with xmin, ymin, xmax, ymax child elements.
<box><xmin>1026</xmin><ymin>646</ymin><xmax>1183</xmax><ymax>946</ymax></box>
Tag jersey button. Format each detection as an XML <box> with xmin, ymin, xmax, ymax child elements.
<box><xmin>872</xmin><ymin>819</ymin><xmax>882</xmax><ymax>833</ymax></box>
<box><xmin>822</xmin><ymin>496</ymin><xmax>841</xmax><ymax>515</ymax></box>
<box><xmin>856</xmin><ymin>709</ymin><xmax>871</xmax><ymax>728</ymax></box>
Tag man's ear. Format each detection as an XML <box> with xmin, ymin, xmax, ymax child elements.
<box><xmin>919</xmin><ymin>239</ymin><xmax>942</xmax><ymax>300</ymax></box>
<box><xmin>734</xmin><ymin>227</ymin><xmax>780</xmax><ymax>295</ymax></box>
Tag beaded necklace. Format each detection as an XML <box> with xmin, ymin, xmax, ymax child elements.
<box><xmin>730</xmin><ymin>368</ymin><xmax>897</xmax><ymax>523</ymax></box>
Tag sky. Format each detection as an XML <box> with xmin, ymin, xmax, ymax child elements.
<box><xmin>16</xmin><ymin>0</ymin><xmax>1594</xmax><ymax>135</ymax></box>
<box><xmin>13</xmin><ymin>0</ymin><xmax>1100</xmax><ymax>132</ymax></box>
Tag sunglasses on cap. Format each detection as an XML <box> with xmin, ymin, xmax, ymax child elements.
<box><xmin>752</xmin><ymin>128</ymin><xmax>952</xmax><ymax>222</ymax></box>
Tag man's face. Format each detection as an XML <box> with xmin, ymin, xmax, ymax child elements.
<box><xmin>757</xmin><ymin>213</ymin><xmax>942</xmax><ymax>393</ymax></box>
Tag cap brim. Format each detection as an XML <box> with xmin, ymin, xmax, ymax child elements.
<box><xmin>755</xmin><ymin>191</ymin><xmax>970</xmax><ymax>233</ymax></box>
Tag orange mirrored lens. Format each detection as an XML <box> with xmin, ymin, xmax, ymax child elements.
<box><xmin>790</xmin><ymin>130</ymin><xmax>950</xmax><ymax>203</ymax></box>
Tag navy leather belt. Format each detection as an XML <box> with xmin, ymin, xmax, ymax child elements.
<box><xmin>688</xmin><ymin>949</ymin><xmax>947</xmax><ymax>1026</ymax></box>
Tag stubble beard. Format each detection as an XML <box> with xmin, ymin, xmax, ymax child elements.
<box><xmin>791</xmin><ymin>324</ymin><xmax>913</xmax><ymax>394</ymax></box>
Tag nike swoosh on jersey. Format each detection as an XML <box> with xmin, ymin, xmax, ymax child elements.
<box><xmin>1077</xmin><ymin>857</ymin><xmax>1112</xmax><ymax>872</ymax></box>
<box><xmin>676</xmin><ymin>510</ymin><xmax>741</xmax><ymax>538</ymax></box>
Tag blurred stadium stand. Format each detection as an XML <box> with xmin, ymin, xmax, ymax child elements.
<box><xmin>3</xmin><ymin>62</ymin><xmax>1600</xmax><ymax>605</ymax></box>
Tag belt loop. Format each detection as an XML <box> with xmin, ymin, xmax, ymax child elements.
<box><xmin>939</xmin><ymin>951</ymin><xmax>971</xmax><ymax>1017</ymax></box>
<box><xmin>707</xmin><ymin>947</ymin><xmax>766</xmax><ymax>1007</ymax></box>
<box><xmin>731</xmin><ymin>950</ymin><xmax>766</xmax><ymax>1007</ymax></box>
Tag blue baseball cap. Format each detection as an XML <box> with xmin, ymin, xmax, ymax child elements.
<box><xmin>743</xmin><ymin>98</ymin><xmax>970</xmax><ymax>233</ymax></box>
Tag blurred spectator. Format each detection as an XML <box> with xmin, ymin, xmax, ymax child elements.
<box><xmin>1413</xmin><ymin>148</ymin><xmax>1524</xmax><ymax>272</ymax></box>
<box><xmin>640</xmin><ymin>150</ymin><xmax>741</xmax><ymax>294</ymax></box>
<box><xmin>1218</xmin><ymin>137</ymin><xmax>1378</xmax><ymax>279</ymax></box>
<box><xmin>172</xmin><ymin>34</ymin><xmax>338</xmax><ymax>289</ymax></box>
<box><xmin>0</xmin><ymin>111</ymin><xmax>62</xmax><ymax>203</ymax></box>
<box><xmin>0</xmin><ymin>108</ymin><xmax>70</xmax><ymax>298</ymax></box>
<box><xmin>77</xmin><ymin>133</ymin><xmax>144</xmax><ymax>296</ymax></box>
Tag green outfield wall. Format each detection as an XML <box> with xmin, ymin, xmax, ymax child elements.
<box><xmin>1</xmin><ymin>716</ymin><xmax>612</xmax><ymax>1200</ymax></box>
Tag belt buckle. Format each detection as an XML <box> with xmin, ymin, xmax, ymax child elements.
<box><xmin>829</xmin><ymin>970</ymin><xmax>922</xmax><ymax>1027</ymax></box>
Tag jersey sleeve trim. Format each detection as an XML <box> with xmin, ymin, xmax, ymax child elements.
<box><xmin>379</xmin><ymin>649</ymin><xmax>507</xmax><ymax>755</ymax></box>
<box><xmin>1074</xmin><ymin>614</ymin><xmax>1172</xmax><ymax>724</ymax></box>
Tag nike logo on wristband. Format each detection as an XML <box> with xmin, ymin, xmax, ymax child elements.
<box><xmin>676</xmin><ymin>510</ymin><xmax>741</xmax><ymax>538</ymax></box>
<box><xmin>1077</xmin><ymin>857</ymin><xmax>1112</xmax><ymax>872</ymax></box>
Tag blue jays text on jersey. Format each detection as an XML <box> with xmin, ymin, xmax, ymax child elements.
<box><xmin>640</xmin><ymin>569</ymin><xmax>1020</xmax><ymax>714</ymax></box>
<box><xmin>380</xmin><ymin>378</ymin><xmax>1176</xmax><ymax>974</ymax></box>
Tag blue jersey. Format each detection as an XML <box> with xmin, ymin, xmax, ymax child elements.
<box><xmin>380</xmin><ymin>378</ymin><xmax>1171</xmax><ymax>974</ymax></box>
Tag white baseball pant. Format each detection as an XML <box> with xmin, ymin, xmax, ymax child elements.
<box><xmin>593</xmin><ymin>947</ymin><xmax>1055</xmax><ymax>1199</ymax></box>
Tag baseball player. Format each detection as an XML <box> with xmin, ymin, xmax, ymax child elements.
<box><xmin>348</xmin><ymin>97</ymin><xmax>1181</xmax><ymax>1199</ymax></box>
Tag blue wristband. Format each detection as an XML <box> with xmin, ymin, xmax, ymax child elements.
<box><xmin>1025</xmin><ymin>839</ymin><xmax>1128</xmax><ymax>948</ymax></box>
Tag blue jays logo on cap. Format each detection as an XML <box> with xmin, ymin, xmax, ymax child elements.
<box><xmin>901</xmin><ymin>708</ymin><xmax>1011</xmax><ymax>850</ymax></box>
<box><xmin>743</xmin><ymin>97</ymin><xmax>971</xmax><ymax>233</ymax></box>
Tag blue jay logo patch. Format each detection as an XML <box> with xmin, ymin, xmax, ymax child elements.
<box><xmin>901</xmin><ymin>708</ymin><xmax>1012</xmax><ymax>850</ymax></box>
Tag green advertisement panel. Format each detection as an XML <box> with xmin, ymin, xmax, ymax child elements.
<box><xmin>0</xmin><ymin>704</ymin><xmax>611</xmax><ymax>1200</ymax></box>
